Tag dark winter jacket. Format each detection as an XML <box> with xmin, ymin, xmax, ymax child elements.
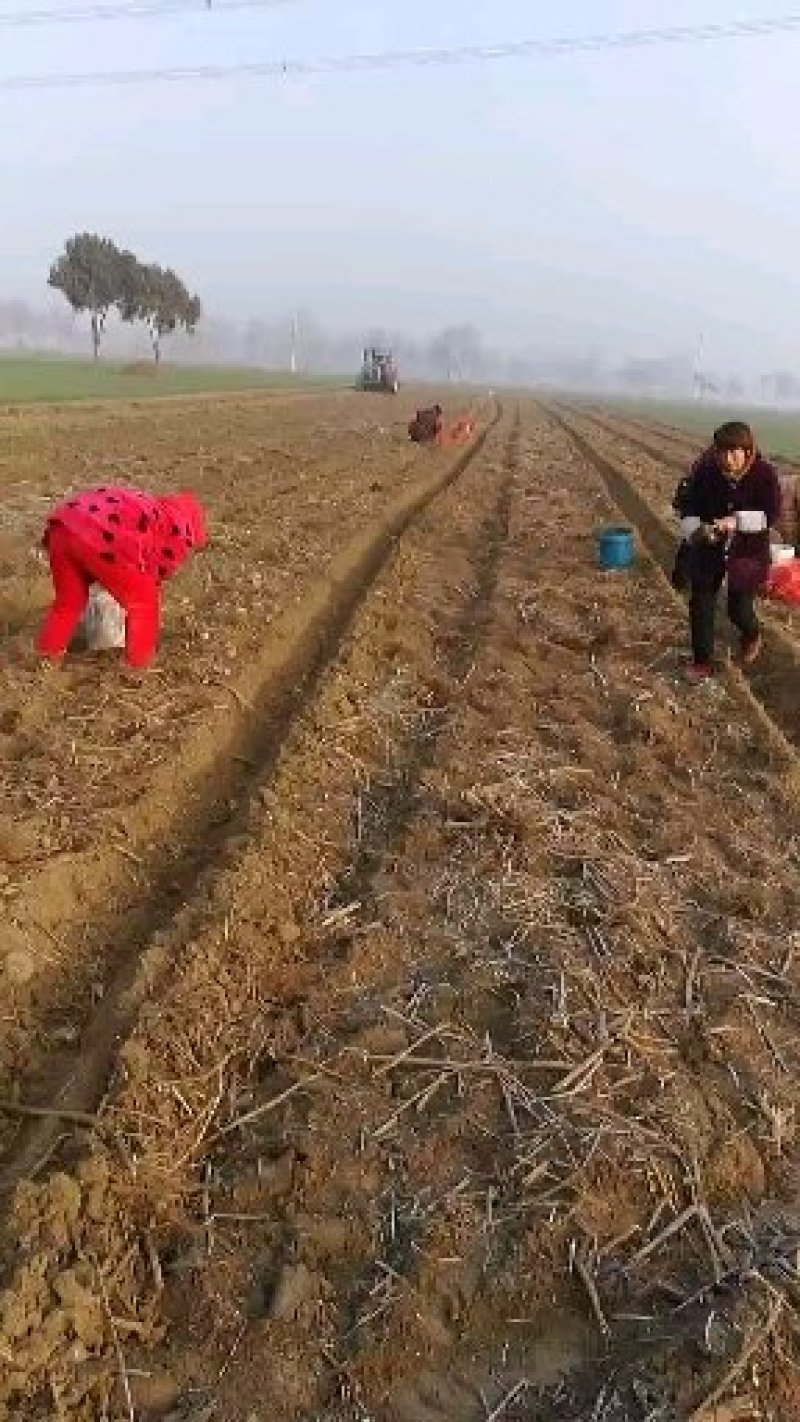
<box><xmin>681</xmin><ymin>448</ymin><xmax>782</xmax><ymax>593</ymax></box>
<box><xmin>672</xmin><ymin>474</ymin><xmax>695</xmax><ymax>518</ymax></box>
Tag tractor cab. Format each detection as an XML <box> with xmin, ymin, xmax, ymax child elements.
<box><xmin>357</xmin><ymin>347</ymin><xmax>399</xmax><ymax>394</ymax></box>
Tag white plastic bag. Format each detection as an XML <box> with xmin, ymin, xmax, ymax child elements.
<box><xmin>80</xmin><ymin>585</ymin><xmax>126</xmax><ymax>651</ymax></box>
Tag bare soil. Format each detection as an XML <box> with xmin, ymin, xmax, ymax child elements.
<box><xmin>1</xmin><ymin>396</ymin><xmax>799</xmax><ymax>1421</ymax></box>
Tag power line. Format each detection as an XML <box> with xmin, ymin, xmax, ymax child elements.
<box><xmin>3</xmin><ymin>11</ymin><xmax>800</xmax><ymax>89</ymax></box>
<box><xmin>0</xmin><ymin>0</ymin><xmax>294</xmax><ymax>27</ymax></box>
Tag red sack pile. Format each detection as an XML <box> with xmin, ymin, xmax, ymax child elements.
<box><xmin>441</xmin><ymin>416</ymin><xmax>476</xmax><ymax>446</ymax></box>
<box><xmin>764</xmin><ymin>558</ymin><xmax>800</xmax><ymax>606</ymax></box>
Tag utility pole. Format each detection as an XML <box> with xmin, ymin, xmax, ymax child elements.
<box><xmin>290</xmin><ymin>311</ymin><xmax>299</xmax><ymax>375</ymax></box>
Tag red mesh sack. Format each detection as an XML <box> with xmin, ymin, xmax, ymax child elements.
<box><xmin>765</xmin><ymin>559</ymin><xmax>800</xmax><ymax>606</ymax></box>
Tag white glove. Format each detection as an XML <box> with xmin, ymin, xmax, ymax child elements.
<box><xmin>680</xmin><ymin>516</ymin><xmax>701</xmax><ymax>539</ymax></box>
<box><xmin>737</xmin><ymin>510</ymin><xmax>767</xmax><ymax>532</ymax></box>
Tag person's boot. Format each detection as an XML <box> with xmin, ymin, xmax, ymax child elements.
<box><xmin>685</xmin><ymin>662</ymin><xmax>714</xmax><ymax>685</ymax></box>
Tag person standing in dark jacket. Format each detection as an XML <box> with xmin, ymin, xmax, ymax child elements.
<box><xmin>679</xmin><ymin>421</ymin><xmax>781</xmax><ymax>684</ymax></box>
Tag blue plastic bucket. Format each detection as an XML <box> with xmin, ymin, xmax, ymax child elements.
<box><xmin>596</xmin><ymin>526</ymin><xmax>634</xmax><ymax>571</ymax></box>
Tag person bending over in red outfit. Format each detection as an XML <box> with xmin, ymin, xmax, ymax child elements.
<box><xmin>36</xmin><ymin>485</ymin><xmax>208</xmax><ymax>668</ymax></box>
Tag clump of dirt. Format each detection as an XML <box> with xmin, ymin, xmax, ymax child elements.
<box><xmin>704</xmin><ymin>1134</ymin><xmax>767</xmax><ymax>1208</ymax></box>
<box><xmin>0</xmin><ymin>817</ymin><xmax>39</xmax><ymax>864</ymax></box>
<box><xmin>1</xmin><ymin>1153</ymin><xmax>161</xmax><ymax>1419</ymax></box>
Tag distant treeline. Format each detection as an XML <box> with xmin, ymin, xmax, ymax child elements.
<box><xmin>0</xmin><ymin>293</ymin><xmax>793</xmax><ymax>400</ymax></box>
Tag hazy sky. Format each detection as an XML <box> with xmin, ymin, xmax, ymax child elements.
<box><xmin>3</xmin><ymin>0</ymin><xmax>800</xmax><ymax>375</ymax></box>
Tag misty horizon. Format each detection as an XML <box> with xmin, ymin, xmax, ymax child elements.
<box><xmin>4</xmin><ymin>0</ymin><xmax>800</xmax><ymax>402</ymax></box>
<box><xmin>4</xmin><ymin>294</ymin><xmax>800</xmax><ymax>408</ymax></box>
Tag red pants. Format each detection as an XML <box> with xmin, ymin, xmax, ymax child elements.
<box><xmin>36</xmin><ymin>525</ymin><xmax>161</xmax><ymax>667</ymax></box>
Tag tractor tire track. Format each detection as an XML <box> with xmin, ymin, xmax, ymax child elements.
<box><xmin>326</xmin><ymin>415</ymin><xmax>517</xmax><ymax>916</ymax></box>
<box><xmin>125</xmin><ymin>412</ymin><xmax>525</xmax><ymax>1422</ymax></box>
<box><xmin>252</xmin><ymin>414</ymin><xmax>520</xmax><ymax>1415</ymax></box>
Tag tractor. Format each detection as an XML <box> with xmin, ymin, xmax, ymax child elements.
<box><xmin>357</xmin><ymin>346</ymin><xmax>399</xmax><ymax>394</ymax></box>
